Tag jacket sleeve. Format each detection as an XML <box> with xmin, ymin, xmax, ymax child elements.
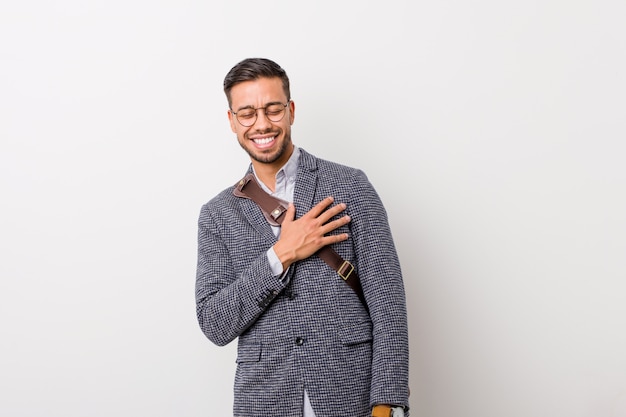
<box><xmin>195</xmin><ymin>203</ymin><xmax>287</xmax><ymax>346</ymax></box>
<box><xmin>348</xmin><ymin>170</ymin><xmax>410</xmax><ymax>410</ymax></box>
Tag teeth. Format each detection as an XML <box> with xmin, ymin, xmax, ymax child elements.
<box><xmin>253</xmin><ymin>136</ymin><xmax>275</xmax><ymax>145</ymax></box>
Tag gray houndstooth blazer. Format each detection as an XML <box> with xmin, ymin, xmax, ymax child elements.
<box><xmin>196</xmin><ymin>149</ymin><xmax>409</xmax><ymax>417</ymax></box>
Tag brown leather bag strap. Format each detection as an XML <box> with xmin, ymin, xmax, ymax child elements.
<box><xmin>233</xmin><ymin>174</ymin><xmax>367</xmax><ymax>308</ymax></box>
<box><xmin>233</xmin><ymin>174</ymin><xmax>289</xmax><ymax>227</ymax></box>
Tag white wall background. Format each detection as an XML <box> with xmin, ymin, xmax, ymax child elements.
<box><xmin>1</xmin><ymin>1</ymin><xmax>625</xmax><ymax>416</ymax></box>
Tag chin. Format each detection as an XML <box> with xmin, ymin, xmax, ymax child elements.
<box><xmin>252</xmin><ymin>150</ymin><xmax>283</xmax><ymax>164</ymax></box>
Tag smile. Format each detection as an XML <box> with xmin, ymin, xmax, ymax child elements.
<box><xmin>252</xmin><ymin>136</ymin><xmax>276</xmax><ymax>145</ymax></box>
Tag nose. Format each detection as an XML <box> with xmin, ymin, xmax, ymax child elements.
<box><xmin>252</xmin><ymin>108</ymin><xmax>272</xmax><ymax>129</ymax></box>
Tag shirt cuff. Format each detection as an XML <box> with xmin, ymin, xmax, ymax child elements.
<box><xmin>267</xmin><ymin>247</ymin><xmax>290</xmax><ymax>284</ymax></box>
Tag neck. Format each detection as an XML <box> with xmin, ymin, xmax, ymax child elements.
<box><xmin>251</xmin><ymin>144</ymin><xmax>294</xmax><ymax>192</ymax></box>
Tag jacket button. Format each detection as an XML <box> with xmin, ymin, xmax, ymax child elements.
<box><xmin>295</xmin><ymin>337</ymin><xmax>305</xmax><ymax>346</ymax></box>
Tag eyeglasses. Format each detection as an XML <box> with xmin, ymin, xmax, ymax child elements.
<box><xmin>231</xmin><ymin>102</ymin><xmax>290</xmax><ymax>127</ymax></box>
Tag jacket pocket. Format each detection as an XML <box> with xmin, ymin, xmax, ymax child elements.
<box><xmin>235</xmin><ymin>343</ymin><xmax>262</xmax><ymax>363</ymax></box>
<box><xmin>338</xmin><ymin>320</ymin><xmax>373</xmax><ymax>346</ymax></box>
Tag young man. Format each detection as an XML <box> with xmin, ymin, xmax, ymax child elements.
<box><xmin>195</xmin><ymin>58</ymin><xmax>409</xmax><ymax>417</ymax></box>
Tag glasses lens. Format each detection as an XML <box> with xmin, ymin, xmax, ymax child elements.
<box><xmin>236</xmin><ymin>109</ymin><xmax>257</xmax><ymax>127</ymax></box>
<box><xmin>265</xmin><ymin>104</ymin><xmax>286</xmax><ymax>122</ymax></box>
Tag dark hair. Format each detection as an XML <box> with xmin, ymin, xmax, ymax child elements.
<box><xmin>223</xmin><ymin>58</ymin><xmax>291</xmax><ymax>107</ymax></box>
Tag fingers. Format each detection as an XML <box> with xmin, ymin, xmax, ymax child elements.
<box><xmin>325</xmin><ymin>231</ymin><xmax>349</xmax><ymax>244</ymax></box>
<box><xmin>305</xmin><ymin>196</ymin><xmax>336</xmax><ymax>218</ymax></box>
<box><xmin>284</xmin><ymin>203</ymin><xmax>296</xmax><ymax>221</ymax></box>
<box><xmin>321</xmin><ymin>202</ymin><xmax>347</xmax><ymax>221</ymax></box>
<box><xmin>284</xmin><ymin>196</ymin><xmax>350</xmax><ymax>233</ymax></box>
<box><xmin>306</xmin><ymin>197</ymin><xmax>347</xmax><ymax>221</ymax></box>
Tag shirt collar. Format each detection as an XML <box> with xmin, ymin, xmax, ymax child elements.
<box><xmin>280</xmin><ymin>146</ymin><xmax>300</xmax><ymax>181</ymax></box>
<box><xmin>252</xmin><ymin>146</ymin><xmax>300</xmax><ymax>192</ymax></box>
<box><xmin>253</xmin><ymin>146</ymin><xmax>300</xmax><ymax>180</ymax></box>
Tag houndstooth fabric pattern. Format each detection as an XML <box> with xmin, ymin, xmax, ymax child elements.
<box><xmin>196</xmin><ymin>149</ymin><xmax>409</xmax><ymax>417</ymax></box>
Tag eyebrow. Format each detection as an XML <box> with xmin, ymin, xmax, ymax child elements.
<box><xmin>234</xmin><ymin>101</ymin><xmax>285</xmax><ymax>112</ymax></box>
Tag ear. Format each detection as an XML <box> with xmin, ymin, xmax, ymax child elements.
<box><xmin>288</xmin><ymin>100</ymin><xmax>295</xmax><ymax>125</ymax></box>
<box><xmin>228</xmin><ymin>109</ymin><xmax>237</xmax><ymax>133</ymax></box>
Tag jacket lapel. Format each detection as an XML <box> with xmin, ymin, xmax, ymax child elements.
<box><xmin>293</xmin><ymin>149</ymin><xmax>319</xmax><ymax>217</ymax></box>
<box><xmin>238</xmin><ymin>198</ymin><xmax>276</xmax><ymax>240</ymax></box>
<box><xmin>233</xmin><ymin>169</ymin><xmax>277</xmax><ymax>244</ymax></box>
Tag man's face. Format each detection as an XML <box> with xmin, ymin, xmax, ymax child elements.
<box><xmin>228</xmin><ymin>77</ymin><xmax>295</xmax><ymax>167</ymax></box>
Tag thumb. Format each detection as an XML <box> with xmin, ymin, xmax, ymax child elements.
<box><xmin>283</xmin><ymin>203</ymin><xmax>295</xmax><ymax>223</ymax></box>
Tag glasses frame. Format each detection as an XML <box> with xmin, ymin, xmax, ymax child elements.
<box><xmin>231</xmin><ymin>101</ymin><xmax>290</xmax><ymax>127</ymax></box>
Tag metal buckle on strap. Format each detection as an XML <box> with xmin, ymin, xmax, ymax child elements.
<box><xmin>338</xmin><ymin>260</ymin><xmax>354</xmax><ymax>280</ymax></box>
<box><xmin>271</xmin><ymin>206</ymin><xmax>286</xmax><ymax>220</ymax></box>
<box><xmin>236</xmin><ymin>175</ymin><xmax>251</xmax><ymax>191</ymax></box>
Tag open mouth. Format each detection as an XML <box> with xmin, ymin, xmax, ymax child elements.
<box><xmin>252</xmin><ymin>136</ymin><xmax>276</xmax><ymax>147</ymax></box>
